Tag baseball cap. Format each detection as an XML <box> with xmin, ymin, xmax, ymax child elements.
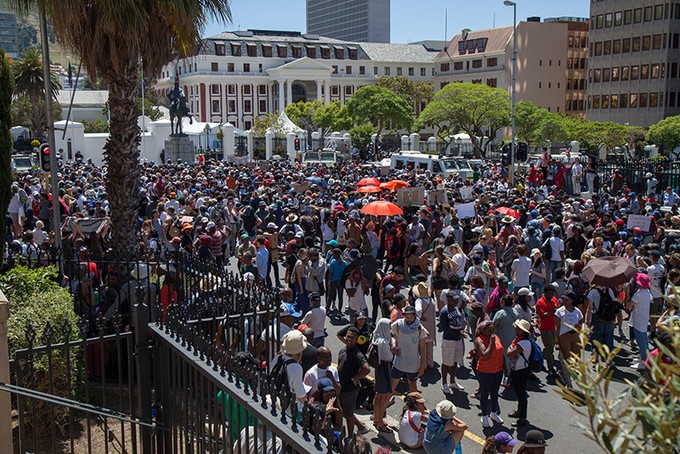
<box><xmin>309</xmin><ymin>291</ymin><xmax>321</xmax><ymax>301</ymax></box>
<box><xmin>494</xmin><ymin>431</ymin><xmax>517</xmax><ymax>447</ymax></box>
<box><xmin>240</xmin><ymin>232</ymin><xmax>250</xmax><ymax>239</ymax></box>
<box><xmin>403</xmin><ymin>305</ymin><xmax>416</xmax><ymax>315</ymax></box>
<box><xmin>267</xmin><ymin>222</ymin><xmax>277</xmax><ymax>229</ymax></box>
<box><xmin>295</xmin><ymin>232</ymin><xmax>305</xmax><ymax>238</ymax></box>
<box><xmin>354</xmin><ymin>310</ymin><xmax>367</xmax><ymax>320</ymax></box>
<box><xmin>280</xmin><ymin>303</ymin><xmax>301</xmax><ymax>318</ymax></box>
<box><xmin>384</xmin><ymin>284</ymin><xmax>396</xmax><ymax>293</ymax></box>
<box><xmin>317</xmin><ymin>377</ymin><xmax>335</xmax><ymax>392</ymax></box>
<box><xmin>326</xmin><ymin>239</ymin><xmax>339</xmax><ymax>247</ymax></box>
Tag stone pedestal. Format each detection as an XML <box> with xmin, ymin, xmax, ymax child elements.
<box><xmin>165</xmin><ymin>135</ymin><xmax>195</xmax><ymax>163</ymax></box>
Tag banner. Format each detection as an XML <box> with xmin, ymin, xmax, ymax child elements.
<box><xmin>455</xmin><ymin>202</ymin><xmax>476</xmax><ymax>219</ymax></box>
<box><xmin>396</xmin><ymin>187</ymin><xmax>424</xmax><ymax>207</ymax></box>
<box><xmin>626</xmin><ymin>214</ymin><xmax>651</xmax><ymax>232</ymax></box>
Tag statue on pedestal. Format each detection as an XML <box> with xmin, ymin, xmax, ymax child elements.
<box><xmin>167</xmin><ymin>76</ymin><xmax>193</xmax><ymax>136</ymax></box>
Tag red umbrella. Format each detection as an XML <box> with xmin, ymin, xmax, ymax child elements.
<box><xmin>357</xmin><ymin>177</ymin><xmax>381</xmax><ymax>187</ymax></box>
<box><xmin>493</xmin><ymin>206</ymin><xmax>520</xmax><ymax>219</ymax></box>
<box><xmin>380</xmin><ymin>180</ymin><xmax>409</xmax><ymax>191</ymax></box>
<box><xmin>360</xmin><ymin>201</ymin><xmax>403</xmax><ymax>216</ymax></box>
<box><xmin>357</xmin><ymin>185</ymin><xmax>381</xmax><ymax>193</ymax></box>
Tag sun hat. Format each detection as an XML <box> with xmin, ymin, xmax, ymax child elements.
<box><xmin>281</xmin><ymin>330</ymin><xmax>308</xmax><ymax>355</ymax></box>
<box><xmin>435</xmin><ymin>400</ymin><xmax>457</xmax><ymax>419</ymax></box>
<box><xmin>517</xmin><ymin>287</ymin><xmax>534</xmax><ymax>297</ymax></box>
<box><xmin>413</xmin><ymin>282</ymin><xmax>431</xmax><ymax>299</ymax></box>
<box><xmin>267</xmin><ymin>222</ymin><xmax>277</xmax><ymax>229</ymax></box>
<box><xmin>280</xmin><ymin>302</ymin><xmax>301</xmax><ymax>318</ymax></box>
<box><xmin>636</xmin><ymin>273</ymin><xmax>651</xmax><ymax>289</ymax></box>
<box><xmin>523</xmin><ymin>429</ymin><xmax>548</xmax><ymax>448</ymax></box>
<box><xmin>513</xmin><ymin>319</ymin><xmax>533</xmax><ymax>335</ymax></box>
<box><xmin>530</xmin><ymin>248</ymin><xmax>542</xmax><ymax>258</ymax></box>
<box><xmin>501</xmin><ymin>216</ymin><xmax>515</xmax><ymax>224</ymax></box>
<box><xmin>286</xmin><ymin>214</ymin><xmax>298</xmax><ymax>223</ymax></box>
<box><xmin>494</xmin><ymin>431</ymin><xmax>517</xmax><ymax>447</ymax></box>
<box><xmin>206</xmin><ymin>221</ymin><xmax>216</xmax><ymax>229</ymax></box>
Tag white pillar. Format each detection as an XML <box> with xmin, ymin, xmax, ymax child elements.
<box><xmin>286</xmin><ymin>80</ymin><xmax>293</xmax><ymax>107</ymax></box>
<box><xmin>287</xmin><ymin>132</ymin><xmax>297</xmax><ymax>162</ymax></box>
<box><xmin>265</xmin><ymin>131</ymin><xmax>274</xmax><ymax>160</ymax></box>
<box><xmin>316</xmin><ymin>80</ymin><xmax>322</xmax><ymax>101</ymax></box>
<box><xmin>222</xmin><ymin>123</ymin><xmax>235</xmax><ymax>159</ymax></box>
<box><xmin>324</xmin><ymin>80</ymin><xmax>330</xmax><ymax>103</ymax></box>
<box><xmin>428</xmin><ymin>136</ymin><xmax>437</xmax><ymax>153</ymax></box>
<box><xmin>278</xmin><ymin>80</ymin><xmax>284</xmax><ymax>112</ymax></box>
<box><xmin>410</xmin><ymin>133</ymin><xmax>420</xmax><ymax>152</ymax></box>
<box><xmin>311</xmin><ymin>131</ymin><xmax>321</xmax><ymax>151</ymax></box>
<box><xmin>401</xmin><ymin>135</ymin><xmax>409</xmax><ymax>150</ymax></box>
<box><xmin>247</xmin><ymin>129</ymin><xmax>255</xmax><ymax>161</ymax></box>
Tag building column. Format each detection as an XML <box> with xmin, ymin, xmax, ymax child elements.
<box><xmin>286</xmin><ymin>79</ymin><xmax>293</xmax><ymax>107</ymax></box>
<box><xmin>324</xmin><ymin>80</ymin><xmax>330</xmax><ymax>103</ymax></box>
<box><xmin>278</xmin><ymin>80</ymin><xmax>284</xmax><ymax>112</ymax></box>
<box><xmin>316</xmin><ymin>80</ymin><xmax>323</xmax><ymax>101</ymax></box>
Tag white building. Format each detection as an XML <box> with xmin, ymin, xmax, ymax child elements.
<box><xmin>155</xmin><ymin>30</ymin><xmax>438</xmax><ymax>131</ymax></box>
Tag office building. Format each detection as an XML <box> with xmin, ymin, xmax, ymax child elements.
<box><xmin>306</xmin><ymin>0</ymin><xmax>390</xmax><ymax>43</ymax></box>
<box><xmin>586</xmin><ymin>0</ymin><xmax>680</xmax><ymax>127</ymax></box>
<box><xmin>0</xmin><ymin>10</ymin><xmax>18</xmax><ymax>58</ymax></box>
<box><xmin>434</xmin><ymin>17</ymin><xmax>589</xmax><ymax>116</ymax></box>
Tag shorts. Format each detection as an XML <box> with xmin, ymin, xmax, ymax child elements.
<box><xmin>338</xmin><ymin>388</ymin><xmax>359</xmax><ymax>417</ymax></box>
<box><xmin>441</xmin><ymin>339</ymin><xmax>465</xmax><ymax>366</ymax></box>
<box><xmin>391</xmin><ymin>366</ymin><xmax>418</xmax><ymax>382</ymax></box>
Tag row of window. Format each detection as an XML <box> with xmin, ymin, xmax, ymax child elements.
<box><xmin>589</xmin><ymin>63</ymin><xmax>671</xmax><ymax>83</ymax></box>
<box><xmin>566</xmin><ymin>99</ymin><xmax>586</xmax><ymax>112</ymax></box>
<box><xmin>440</xmin><ymin>57</ymin><xmax>498</xmax><ymax>72</ymax></box>
<box><xmin>567</xmin><ymin>57</ymin><xmax>588</xmax><ymax>69</ymax></box>
<box><xmin>204</xmin><ymin>61</ymin><xmax>430</xmax><ymax>78</ymax></box>
<box><xmin>590</xmin><ymin>3</ymin><xmax>680</xmax><ymax>30</ymax></box>
<box><xmin>567</xmin><ymin>35</ymin><xmax>588</xmax><ymax>49</ymax></box>
<box><xmin>457</xmin><ymin>38</ymin><xmax>489</xmax><ymax>55</ymax></box>
<box><xmin>566</xmin><ymin>79</ymin><xmax>587</xmax><ymax>91</ymax></box>
<box><xmin>215</xmin><ymin>42</ymin><xmax>359</xmax><ymax>60</ymax></box>
<box><xmin>590</xmin><ymin>33</ymin><xmax>680</xmax><ymax>57</ymax></box>
<box><xmin>589</xmin><ymin>92</ymin><xmax>664</xmax><ymax>110</ymax></box>
<box><xmin>439</xmin><ymin>78</ymin><xmax>498</xmax><ymax>89</ymax></box>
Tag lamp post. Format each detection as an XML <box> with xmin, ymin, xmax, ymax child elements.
<box><xmin>504</xmin><ymin>0</ymin><xmax>517</xmax><ymax>187</ymax></box>
<box><xmin>456</xmin><ymin>137</ymin><xmax>462</xmax><ymax>156</ymax></box>
<box><xmin>204</xmin><ymin>124</ymin><xmax>211</xmax><ymax>151</ymax></box>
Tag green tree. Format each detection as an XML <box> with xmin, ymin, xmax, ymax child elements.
<box><xmin>11</xmin><ymin>95</ymin><xmax>62</xmax><ymax>128</ymax></box>
<box><xmin>82</xmin><ymin>118</ymin><xmax>109</xmax><ymax>133</ymax></box>
<box><xmin>648</xmin><ymin>115</ymin><xmax>680</xmax><ymax>153</ymax></box>
<box><xmin>251</xmin><ymin>111</ymin><xmax>284</xmax><ymax>137</ymax></box>
<box><xmin>11</xmin><ymin>0</ymin><xmax>232</xmax><ymax>261</ymax></box>
<box><xmin>514</xmin><ymin>101</ymin><xmax>545</xmax><ymax>148</ymax></box>
<box><xmin>418</xmin><ymin>82</ymin><xmax>510</xmax><ymax>155</ymax></box>
<box><xmin>16</xmin><ymin>23</ymin><xmax>38</xmax><ymax>54</ymax></box>
<box><xmin>344</xmin><ymin>84</ymin><xmax>413</xmax><ymax>137</ymax></box>
<box><xmin>284</xmin><ymin>99</ymin><xmax>324</xmax><ymax>138</ymax></box>
<box><xmin>349</xmin><ymin>124</ymin><xmax>375</xmax><ymax>152</ymax></box>
<box><xmin>378</xmin><ymin>75</ymin><xmax>434</xmax><ymax>116</ymax></box>
<box><xmin>0</xmin><ymin>48</ymin><xmax>13</xmax><ymax>258</ymax></box>
<box><xmin>11</xmin><ymin>46</ymin><xmax>61</xmax><ymax>137</ymax></box>
<box><xmin>314</xmin><ymin>100</ymin><xmax>352</xmax><ymax>135</ymax></box>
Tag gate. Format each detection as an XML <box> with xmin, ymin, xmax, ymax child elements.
<box><xmin>253</xmin><ymin>137</ymin><xmax>266</xmax><ymax>160</ymax></box>
<box><xmin>235</xmin><ymin>136</ymin><xmax>248</xmax><ymax>157</ymax></box>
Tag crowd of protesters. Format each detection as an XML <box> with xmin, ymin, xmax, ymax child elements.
<box><xmin>4</xmin><ymin>147</ymin><xmax>680</xmax><ymax>453</ymax></box>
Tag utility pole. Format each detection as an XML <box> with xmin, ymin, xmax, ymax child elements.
<box><xmin>38</xmin><ymin>0</ymin><xmax>61</xmax><ymax>250</ymax></box>
<box><xmin>504</xmin><ymin>0</ymin><xmax>517</xmax><ymax>187</ymax></box>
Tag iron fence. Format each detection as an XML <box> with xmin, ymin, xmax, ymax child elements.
<box><xmin>253</xmin><ymin>137</ymin><xmax>266</xmax><ymax>160</ymax></box>
<box><xmin>235</xmin><ymin>136</ymin><xmax>248</xmax><ymax>157</ymax></box>
<box><xmin>272</xmin><ymin>137</ymin><xmax>287</xmax><ymax>157</ymax></box>
<box><xmin>598</xmin><ymin>159</ymin><xmax>680</xmax><ymax>195</ymax></box>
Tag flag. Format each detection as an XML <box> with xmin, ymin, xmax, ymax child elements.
<box><xmin>67</xmin><ymin>61</ymin><xmax>73</xmax><ymax>88</ymax></box>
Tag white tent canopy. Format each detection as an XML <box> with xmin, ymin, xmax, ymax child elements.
<box><xmin>267</xmin><ymin>110</ymin><xmax>304</xmax><ymax>134</ymax></box>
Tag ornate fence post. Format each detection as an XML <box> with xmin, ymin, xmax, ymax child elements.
<box><xmin>0</xmin><ymin>290</ymin><xmax>11</xmax><ymax>453</ymax></box>
<box><xmin>133</xmin><ymin>284</ymin><xmax>153</xmax><ymax>454</ymax></box>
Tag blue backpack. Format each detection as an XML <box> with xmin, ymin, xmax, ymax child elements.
<box><xmin>522</xmin><ymin>339</ymin><xmax>545</xmax><ymax>372</ymax></box>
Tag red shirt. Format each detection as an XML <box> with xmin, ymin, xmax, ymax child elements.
<box><xmin>535</xmin><ymin>295</ymin><xmax>560</xmax><ymax>332</ymax></box>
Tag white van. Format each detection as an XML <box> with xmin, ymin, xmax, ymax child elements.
<box><xmin>389</xmin><ymin>151</ymin><xmax>473</xmax><ymax>180</ymax></box>
<box><xmin>302</xmin><ymin>149</ymin><xmax>343</xmax><ymax>167</ymax></box>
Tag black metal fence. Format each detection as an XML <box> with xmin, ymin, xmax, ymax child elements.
<box><xmin>598</xmin><ymin>159</ymin><xmax>680</xmax><ymax>194</ymax></box>
<box><xmin>253</xmin><ymin>137</ymin><xmax>266</xmax><ymax>160</ymax></box>
<box><xmin>272</xmin><ymin>137</ymin><xmax>287</xmax><ymax>157</ymax></box>
<box><xmin>2</xmin><ymin>253</ymin><xmax>367</xmax><ymax>453</ymax></box>
<box><xmin>235</xmin><ymin>136</ymin><xmax>248</xmax><ymax>157</ymax></box>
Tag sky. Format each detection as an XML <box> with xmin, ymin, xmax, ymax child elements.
<box><xmin>203</xmin><ymin>0</ymin><xmax>591</xmax><ymax>43</ymax></box>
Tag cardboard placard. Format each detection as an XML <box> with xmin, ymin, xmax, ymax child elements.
<box><xmin>459</xmin><ymin>186</ymin><xmax>474</xmax><ymax>201</ymax></box>
<box><xmin>292</xmin><ymin>182</ymin><xmax>310</xmax><ymax>194</ymax></box>
<box><xmin>427</xmin><ymin>189</ymin><xmax>447</xmax><ymax>205</ymax></box>
<box><xmin>396</xmin><ymin>187</ymin><xmax>424</xmax><ymax>207</ymax></box>
<box><xmin>454</xmin><ymin>202</ymin><xmax>476</xmax><ymax>219</ymax></box>
<box><xmin>627</xmin><ymin>214</ymin><xmax>652</xmax><ymax>232</ymax></box>
<box><xmin>380</xmin><ymin>165</ymin><xmax>390</xmax><ymax>176</ymax></box>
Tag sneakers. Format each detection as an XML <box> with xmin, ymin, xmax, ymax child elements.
<box><xmin>489</xmin><ymin>412</ymin><xmax>504</xmax><ymax>424</ymax></box>
<box><xmin>481</xmin><ymin>415</ymin><xmax>491</xmax><ymax>428</ymax></box>
<box><xmin>441</xmin><ymin>383</ymin><xmax>451</xmax><ymax>394</ymax></box>
<box><xmin>450</xmin><ymin>382</ymin><xmax>465</xmax><ymax>391</ymax></box>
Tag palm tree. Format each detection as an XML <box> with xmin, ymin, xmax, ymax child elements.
<box><xmin>12</xmin><ymin>46</ymin><xmax>61</xmax><ymax>137</ymax></box>
<box><xmin>11</xmin><ymin>1</ymin><xmax>232</xmax><ymax>261</ymax></box>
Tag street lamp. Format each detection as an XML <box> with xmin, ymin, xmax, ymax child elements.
<box><xmin>204</xmin><ymin>124</ymin><xmax>211</xmax><ymax>150</ymax></box>
<box><xmin>456</xmin><ymin>136</ymin><xmax>462</xmax><ymax>156</ymax></box>
<box><xmin>504</xmin><ymin>0</ymin><xmax>517</xmax><ymax>187</ymax></box>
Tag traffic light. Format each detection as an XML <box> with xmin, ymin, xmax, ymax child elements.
<box><xmin>294</xmin><ymin>137</ymin><xmax>300</xmax><ymax>151</ymax></box>
<box><xmin>518</xmin><ymin>142</ymin><xmax>528</xmax><ymax>161</ymax></box>
<box><xmin>39</xmin><ymin>143</ymin><xmax>51</xmax><ymax>172</ymax></box>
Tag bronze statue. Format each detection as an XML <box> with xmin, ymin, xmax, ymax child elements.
<box><xmin>167</xmin><ymin>77</ymin><xmax>193</xmax><ymax>136</ymax></box>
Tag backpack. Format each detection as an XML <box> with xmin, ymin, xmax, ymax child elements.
<box><xmin>567</xmin><ymin>274</ymin><xmax>589</xmax><ymax>297</ymax></box>
<box><xmin>542</xmin><ymin>238</ymin><xmax>553</xmax><ymax>261</ymax></box>
<box><xmin>366</xmin><ymin>341</ymin><xmax>380</xmax><ymax>368</ymax></box>
<box><xmin>269</xmin><ymin>356</ymin><xmax>296</xmax><ymax>397</ymax></box>
<box><xmin>521</xmin><ymin>339</ymin><xmax>545</xmax><ymax>372</ymax></box>
<box><xmin>595</xmin><ymin>288</ymin><xmax>619</xmax><ymax>322</ymax></box>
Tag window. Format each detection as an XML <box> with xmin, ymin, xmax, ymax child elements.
<box><xmin>335</xmin><ymin>47</ymin><xmax>344</xmax><ymax>59</ymax></box>
<box><xmin>596</xmin><ymin>14</ymin><xmax>604</xmax><ymax>28</ymax></box>
<box><xmin>277</xmin><ymin>45</ymin><xmax>287</xmax><ymax>57</ymax></box>
<box><xmin>346</xmin><ymin>65</ymin><xmax>352</xmax><ymax>75</ymax></box>
<box><xmin>243</xmin><ymin>85</ymin><xmax>251</xmax><ymax>95</ymax></box>
<box><xmin>674</xmin><ymin>33</ymin><xmax>680</xmax><ymax>49</ymax></box>
<box><xmin>641</xmin><ymin>64</ymin><xmax>649</xmax><ymax>79</ymax></box>
<box><xmin>215</xmin><ymin>43</ymin><xmax>226</xmax><ymax>56</ymax></box>
<box><xmin>653</xmin><ymin>34</ymin><xmax>662</xmax><ymax>50</ymax></box>
<box><xmin>605</xmin><ymin>13</ymin><xmax>613</xmax><ymax>27</ymax></box>
<box><xmin>630</xmin><ymin>93</ymin><xmax>638</xmax><ymax>108</ymax></box>
<box><xmin>348</xmin><ymin>48</ymin><xmax>358</xmax><ymax>59</ymax></box>
<box><xmin>624</xmin><ymin>9</ymin><xmax>632</xmax><ymax>24</ymax></box>
<box><xmin>643</xmin><ymin>35</ymin><xmax>651</xmax><ymax>51</ymax></box>
<box><xmin>408</xmin><ymin>67</ymin><xmax>414</xmax><ymax>76</ymax></box>
<box><xmin>612</xmin><ymin>66</ymin><xmax>620</xmax><ymax>81</ymax></box>
<box><xmin>620</xmin><ymin>94</ymin><xmax>628</xmax><ymax>108</ymax></box>
<box><xmin>652</xmin><ymin>63</ymin><xmax>660</xmax><ymax>78</ymax></box>
<box><xmin>487</xmin><ymin>57</ymin><xmax>497</xmax><ymax>67</ymax></box>
<box><xmin>593</xmin><ymin>95</ymin><xmax>600</xmax><ymax>109</ymax></box>
<box><xmin>471</xmin><ymin>79</ymin><xmax>482</xmax><ymax>84</ymax></box>
<box><xmin>259</xmin><ymin>100</ymin><xmax>267</xmax><ymax>112</ymax></box>
<box><xmin>594</xmin><ymin>42</ymin><xmax>602</xmax><ymax>56</ymax></box>
<box><xmin>306</xmin><ymin>46</ymin><xmax>316</xmax><ymax>58</ymax></box>
<box><xmin>611</xmin><ymin>94</ymin><xmax>619</xmax><ymax>109</ymax></box>
<box><xmin>650</xmin><ymin>92</ymin><xmax>659</xmax><ymax>107</ymax></box>
<box><xmin>441</xmin><ymin>63</ymin><xmax>450</xmax><ymax>72</ymax></box>
<box><xmin>602</xmin><ymin>95</ymin><xmax>609</xmax><ymax>109</ymax></box>
<box><xmin>639</xmin><ymin>92</ymin><xmax>648</xmax><ymax>108</ymax></box>
<box><xmin>331</xmin><ymin>86</ymin><xmax>339</xmax><ymax>96</ymax></box>
<box><xmin>397</xmin><ymin>67</ymin><xmax>402</xmax><ymax>75</ymax></box>
<box><xmin>227</xmin><ymin>63</ymin><xmax>234</xmax><ymax>72</ymax></box>
<box><xmin>374</xmin><ymin>67</ymin><xmax>378</xmax><ymax>75</ymax></box>
<box><xmin>332</xmin><ymin>65</ymin><xmax>338</xmax><ymax>74</ymax></box>
<box><xmin>292</xmin><ymin>46</ymin><xmax>302</xmax><ymax>58</ymax></box>
<box><xmin>622</xmin><ymin>38</ymin><xmax>631</xmax><ymax>53</ymax></box>
<box><xmin>420</xmin><ymin>68</ymin><xmax>426</xmax><ymax>76</ymax></box>
<box><xmin>227</xmin><ymin>84</ymin><xmax>236</xmax><ymax>95</ymax></box>
<box><xmin>231</xmin><ymin>43</ymin><xmax>241</xmax><ymax>56</ymax></box>
<box><xmin>613</xmin><ymin>39</ymin><xmax>621</xmax><ymax>54</ymax></box>
<box><xmin>631</xmin><ymin>65</ymin><xmax>640</xmax><ymax>80</ymax></box>
<box><xmin>228</xmin><ymin>100</ymin><xmax>236</xmax><ymax>113</ymax></box>
<box><xmin>670</xmin><ymin>92</ymin><xmax>677</xmax><ymax>107</ymax></box>
<box><xmin>603</xmin><ymin>67</ymin><xmax>611</xmax><ymax>82</ymax></box>
<box><xmin>212</xmin><ymin>100</ymin><xmax>220</xmax><ymax>113</ymax></box>
<box><xmin>580</xmin><ymin>58</ymin><xmax>587</xmax><ymax>69</ymax></box>
<box><xmin>243</xmin><ymin>63</ymin><xmax>250</xmax><ymax>72</ymax></box>
<box><xmin>211</xmin><ymin>84</ymin><xmax>220</xmax><ymax>95</ymax></box>
<box><xmin>568</xmin><ymin>58</ymin><xmax>573</xmax><ymax>69</ymax></box>
<box><xmin>258</xmin><ymin>84</ymin><xmax>267</xmax><ymax>95</ymax></box>
<box><xmin>671</xmin><ymin>62</ymin><xmax>678</xmax><ymax>78</ymax></box>
<box><xmin>621</xmin><ymin>66</ymin><xmax>629</xmax><ymax>80</ymax></box>
<box><xmin>320</xmin><ymin>47</ymin><xmax>330</xmax><ymax>59</ymax></box>
<box><xmin>594</xmin><ymin>69</ymin><xmax>601</xmax><ymax>82</ymax></box>
<box><xmin>634</xmin><ymin>8</ymin><xmax>642</xmax><ymax>23</ymax></box>
<box><xmin>487</xmin><ymin>78</ymin><xmax>497</xmax><ymax>88</ymax></box>
<box><xmin>644</xmin><ymin>6</ymin><xmax>652</xmax><ymax>21</ymax></box>
<box><xmin>384</xmin><ymin>67</ymin><xmax>390</xmax><ymax>75</ymax></box>
<box><xmin>568</xmin><ymin>36</ymin><xmax>574</xmax><ymax>47</ymax></box>
<box><xmin>453</xmin><ymin>61</ymin><xmax>463</xmax><ymax>70</ymax></box>
<box><xmin>262</xmin><ymin>45</ymin><xmax>272</xmax><ymax>57</ymax></box>
<box><xmin>472</xmin><ymin>59</ymin><xmax>482</xmax><ymax>69</ymax></box>
<box><xmin>476</xmin><ymin>38</ymin><xmax>488</xmax><ymax>52</ymax></box>
<box><xmin>632</xmin><ymin>37</ymin><xmax>640</xmax><ymax>52</ymax></box>
<box><xmin>604</xmin><ymin>41</ymin><xmax>611</xmax><ymax>55</ymax></box>
<box><xmin>359</xmin><ymin>66</ymin><xmax>365</xmax><ymax>75</ymax></box>
<box><xmin>244</xmin><ymin>121</ymin><xmax>252</xmax><ymax>131</ymax></box>
<box><xmin>211</xmin><ymin>62</ymin><xmax>219</xmax><ymax>72</ymax></box>
<box><xmin>344</xmin><ymin>86</ymin><xmax>352</xmax><ymax>96</ymax></box>
<box><xmin>655</xmin><ymin>4</ymin><xmax>663</xmax><ymax>20</ymax></box>
<box><xmin>241</xmin><ymin>99</ymin><xmax>251</xmax><ymax>113</ymax></box>
<box><xmin>614</xmin><ymin>11</ymin><xmax>623</xmax><ymax>26</ymax></box>
<box><xmin>246</xmin><ymin>44</ymin><xmax>257</xmax><ymax>57</ymax></box>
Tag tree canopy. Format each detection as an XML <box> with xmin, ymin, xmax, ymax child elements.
<box><xmin>377</xmin><ymin>75</ymin><xmax>433</xmax><ymax>116</ymax></box>
<box><xmin>344</xmin><ymin>84</ymin><xmax>413</xmax><ymax>136</ymax></box>
<box><xmin>647</xmin><ymin>115</ymin><xmax>680</xmax><ymax>152</ymax></box>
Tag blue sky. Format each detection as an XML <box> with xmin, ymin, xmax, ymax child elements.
<box><xmin>204</xmin><ymin>0</ymin><xmax>590</xmax><ymax>43</ymax></box>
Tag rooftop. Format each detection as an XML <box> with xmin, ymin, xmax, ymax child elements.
<box><xmin>435</xmin><ymin>26</ymin><xmax>513</xmax><ymax>60</ymax></box>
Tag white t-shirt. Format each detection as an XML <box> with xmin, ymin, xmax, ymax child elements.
<box><xmin>510</xmin><ymin>339</ymin><xmax>532</xmax><ymax>371</ymax></box>
<box><xmin>629</xmin><ymin>289</ymin><xmax>651</xmax><ymax>332</ymax></box>
<box><xmin>647</xmin><ymin>264</ymin><xmax>665</xmax><ymax>299</ymax></box>
<box><xmin>555</xmin><ymin>306</ymin><xmax>584</xmax><ymax>336</ymax></box>
<box><xmin>511</xmin><ymin>256</ymin><xmax>531</xmax><ymax>287</ymax></box>
<box><xmin>452</xmin><ymin>253</ymin><xmax>467</xmax><ymax>278</ymax></box>
<box><xmin>398</xmin><ymin>410</ymin><xmax>423</xmax><ymax>448</ymax></box>
<box><xmin>344</xmin><ymin>279</ymin><xmax>367</xmax><ymax>311</ymax></box>
<box><xmin>301</xmin><ymin>307</ymin><xmax>327</xmax><ymax>339</ymax></box>
<box><xmin>303</xmin><ymin>364</ymin><xmax>339</xmax><ymax>395</ymax></box>
<box><xmin>549</xmin><ymin>237</ymin><xmax>564</xmax><ymax>262</ymax></box>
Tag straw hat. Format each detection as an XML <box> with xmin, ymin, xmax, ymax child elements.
<box><xmin>501</xmin><ymin>216</ymin><xmax>515</xmax><ymax>224</ymax></box>
<box><xmin>513</xmin><ymin>319</ymin><xmax>532</xmax><ymax>335</ymax></box>
<box><xmin>435</xmin><ymin>400</ymin><xmax>457</xmax><ymax>419</ymax></box>
<box><xmin>281</xmin><ymin>330</ymin><xmax>308</xmax><ymax>355</ymax></box>
<box><xmin>413</xmin><ymin>281</ymin><xmax>431</xmax><ymax>299</ymax></box>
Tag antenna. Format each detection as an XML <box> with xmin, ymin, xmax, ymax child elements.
<box><xmin>444</xmin><ymin>9</ymin><xmax>448</xmax><ymax>46</ymax></box>
<box><xmin>493</xmin><ymin>12</ymin><xmax>496</xmax><ymax>28</ymax></box>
